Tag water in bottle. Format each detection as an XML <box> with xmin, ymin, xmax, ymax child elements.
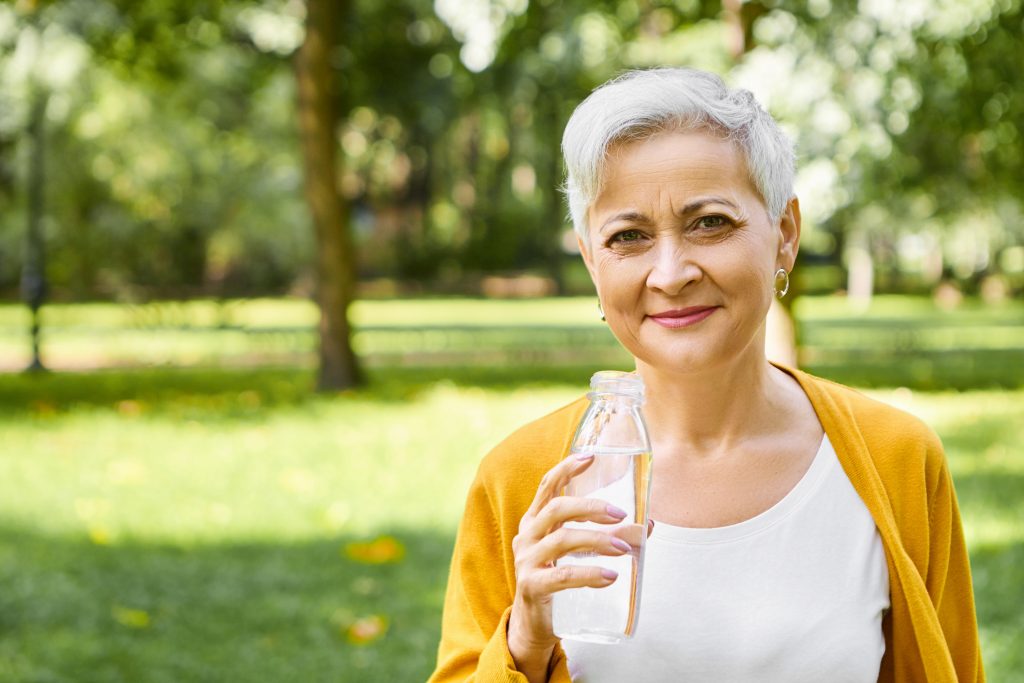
<box><xmin>552</xmin><ymin>371</ymin><xmax>653</xmax><ymax>644</ymax></box>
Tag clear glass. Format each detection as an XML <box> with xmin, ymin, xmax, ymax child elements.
<box><xmin>552</xmin><ymin>371</ymin><xmax>653</xmax><ymax>644</ymax></box>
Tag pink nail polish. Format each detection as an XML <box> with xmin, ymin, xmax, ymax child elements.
<box><xmin>606</xmin><ymin>504</ymin><xmax>628</xmax><ymax>519</ymax></box>
<box><xmin>600</xmin><ymin>568</ymin><xmax>618</xmax><ymax>581</ymax></box>
<box><xmin>611</xmin><ymin>537</ymin><xmax>631</xmax><ymax>553</ymax></box>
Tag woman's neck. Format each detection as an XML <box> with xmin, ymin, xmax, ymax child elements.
<box><xmin>636</xmin><ymin>350</ymin><xmax>785</xmax><ymax>457</ymax></box>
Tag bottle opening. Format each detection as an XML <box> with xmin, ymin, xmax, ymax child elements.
<box><xmin>589</xmin><ymin>371</ymin><xmax>644</xmax><ymax>401</ymax></box>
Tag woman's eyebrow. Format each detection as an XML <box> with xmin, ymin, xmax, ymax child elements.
<box><xmin>599</xmin><ymin>211</ymin><xmax>648</xmax><ymax>232</ymax></box>
<box><xmin>679</xmin><ymin>196</ymin><xmax>740</xmax><ymax>215</ymax></box>
<box><xmin>599</xmin><ymin>198</ymin><xmax>740</xmax><ymax>233</ymax></box>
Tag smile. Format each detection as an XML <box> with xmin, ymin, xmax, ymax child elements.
<box><xmin>647</xmin><ymin>306</ymin><xmax>719</xmax><ymax>328</ymax></box>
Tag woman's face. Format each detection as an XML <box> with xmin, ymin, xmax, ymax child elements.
<box><xmin>580</xmin><ymin>129</ymin><xmax>800</xmax><ymax>374</ymax></box>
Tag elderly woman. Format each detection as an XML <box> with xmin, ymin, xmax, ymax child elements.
<box><xmin>429</xmin><ymin>68</ymin><xmax>982</xmax><ymax>683</ymax></box>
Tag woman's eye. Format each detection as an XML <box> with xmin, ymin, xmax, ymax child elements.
<box><xmin>697</xmin><ymin>215</ymin><xmax>729</xmax><ymax>230</ymax></box>
<box><xmin>610</xmin><ymin>229</ymin><xmax>644</xmax><ymax>244</ymax></box>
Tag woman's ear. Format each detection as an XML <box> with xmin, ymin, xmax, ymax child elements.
<box><xmin>777</xmin><ymin>196</ymin><xmax>801</xmax><ymax>271</ymax></box>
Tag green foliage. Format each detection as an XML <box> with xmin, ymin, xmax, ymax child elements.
<box><xmin>1</xmin><ymin>1</ymin><xmax>1022</xmax><ymax>299</ymax></box>
<box><xmin>753</xmin><ymin>0</ymin><xmax>1024</xmax><ymax>285</ymax></box>
<box><xmin>0</xmin><ymin>366</ymin><xmax>1021</xmax><ymax>680</ymax></box>
<box><xmin>0</xmin><ymin>0</ymin><xmax>307</xmax><ymax>298</ymax></box>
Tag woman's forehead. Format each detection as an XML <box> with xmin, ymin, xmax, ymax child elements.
<box><xmin>607</xmin><ymin>130</ymin><xmax>741</xmax><ymax>171</ymax></box>
<box><xmin>595</xmin><ymin>132</ymin><xmax>756</xmax><ymax>208</ymax></box>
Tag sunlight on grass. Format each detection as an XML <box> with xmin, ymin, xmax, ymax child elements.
<box><xmin>0</xmin><ymin>381</ymin><xmax>579</xmax><ymax>542</ymax></box>
<box><xmin>0</xmin><ymin>367</ymin><xmax>1020</xmax><ymax>681</ymax></box>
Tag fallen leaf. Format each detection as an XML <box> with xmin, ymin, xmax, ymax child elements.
<box><xmin>112</xmin><ymin>606</ymin><xmax>151</xmax><ymax>629</ymax></box>
<box><xmin>30</xmin><ymin>401</ymin><xmax>56</xmax><ymax>416</ymax></box>
<box><xmin>343</xmin><ymin>535</ymin><xmax>405</xmax><ymax>564</ymax></box>
<box><xmin>117</xmin><ymin>400</ymin><xmax>143</xmax><ymax>417</ymax></box>
<box><xmin>89</xmin><ymin>526</ymin><xmax>112</xmax><ymax>546</ymax></box>
<box><xmin>238</xmin><ymin>390</ymin><xmax>262</xmax><ymax>407</ymax></box>
<box><xmin>345</xmin><ymin>614</ymin><xmax>388</xmax><ymax>645</ymax></box>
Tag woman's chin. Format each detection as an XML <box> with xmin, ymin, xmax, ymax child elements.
<box><xmin>632</xmin><ymin>344</ymin><xmax>732</xmax><ymax>374</ymax></box>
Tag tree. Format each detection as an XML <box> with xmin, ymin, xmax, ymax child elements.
<box><xmin>736</xmin><ymin>0</ymin><xmax>1024</xmax><ymax>296</ymax></box>
<box><xmin>296</xmin><ymin>0</ymin><xmax>363</xmax><ymax>390</ymax></box>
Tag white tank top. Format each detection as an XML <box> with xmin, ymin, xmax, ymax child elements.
<box><xmin>561</xmin><ymin>435</ymin><xmax>890</xmax><ymax>682</ymax></box>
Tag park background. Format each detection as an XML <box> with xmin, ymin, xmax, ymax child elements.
<box><xmin>1</xmin><ymin>0</ymin><xmax>1022</xmax><ymax>680</ymax></box>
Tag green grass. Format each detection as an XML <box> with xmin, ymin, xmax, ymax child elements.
<box><xmin>0</xmin><ymin>297</ymin><xmax>621</xmax><ymax>372</ymax></box>
<box><xmin>0</xmin><ymin>366</ymin><xmax>1021</xmax><ymax>681</ymax></box>
<box><xmin>1</xmin><ymin>295</ymin><xmax>1022</xmax><ymax>388</ymax></box>
<box><xmin>792</xmin><ymin>295</ymin><xmax>1024</xmax><ymax>389</ymax></box>
<box><xmin>0</xmin><ymin>297</ymin><xmax>608</xmax><ymax>331</ymax></box>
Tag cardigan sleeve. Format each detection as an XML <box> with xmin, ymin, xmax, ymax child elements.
<box><xmin>428</xmin><ymin>468</ymin><xmax>573</xmax><ymax>683</ymax></box>
<box><xmin>429</xmin><ymin>400</ymin><xmax>585</xmax><ymax>682</ymax></box>
<box><xmin>925</xmin><ymin>449</ymin><xmax>985</xmax><ymax>682</ymax></box>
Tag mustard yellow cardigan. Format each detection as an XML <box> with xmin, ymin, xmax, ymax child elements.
<box><xmin>429</xmin><ymin>368</ymin><xmax>984</xmax><ymax>682</ymax></box>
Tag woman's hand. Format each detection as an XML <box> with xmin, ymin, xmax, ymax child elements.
<box><xmin>507</xmin><ymin>452</ymin><xmax>642</xmax><ymax>682</ymax></box>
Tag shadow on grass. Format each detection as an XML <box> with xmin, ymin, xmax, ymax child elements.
<box><xmin>958</xmin><ymin>466</ymin><xmax>1024</xmax><ymax>679</ymax></box>
<box><xmin>971</xmin><ymin>541</ymin><xmax>1024</xmax><ymax>679</ymax></box>
<box><xmin>0</xmin><ymin>522</ymin><xmax>454</xmax><ymax>683</ymax></box>
<box><xmin>1</xmin><ymin>517</ymin><xmax>1020</xmax><ymax>682</ymax></box>
<box><xmin>803</xmin><ymin>349</ymin><xmax>1024</xmax><ymax>390</ymax></box>
<box><xmin>952</xmin><ymin>468</ymin><xmax>1024</xmax><ymax>521</ymax></box>
<box><xmin>937</xmin><ymin>412</ymin><xmax>1024</xmax><ymax>518</ymax></box>
<box><xmin>1</xmin><ymin>347</ymin><xmax>1021</xmax><ymax>419</ymax></box>
<box><xmin>0</xmin><ymin>364</ymin><xmax>612</xmax><ymax>418</ymax></box>
<box><xmin>935</xmin><ymin>410</ymin><xmax>1024</xmax><ymax>678</ymax></box>
<box><xmin>939</xmin><ymin>413</ymin><xmax>1024</xmax><ymax>455</ymax></box>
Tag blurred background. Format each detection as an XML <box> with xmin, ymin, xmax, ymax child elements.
<box><xmin>0</xmin><ymin>0</ymin><xmax>1021</xmax><ymax>680</ymax></box>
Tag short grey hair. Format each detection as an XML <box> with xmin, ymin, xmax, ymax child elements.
<box><xmin>562</xmin><ymin>68</ymin><xmax>795</xmax><ymax>245</ymax></box>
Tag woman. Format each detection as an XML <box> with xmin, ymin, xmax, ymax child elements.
<box><xmin>429</xmin><ymin>68</ymin><xmax>983</xmax><ymax>683</ymax></box>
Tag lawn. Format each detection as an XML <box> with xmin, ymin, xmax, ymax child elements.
<box><xmin>1</xmin><ymin>295</ymin><xmax>1022</xmax><ymax>388</ymax></box>
<box><xmin>0</xmin><ymin>365</ymin><xmax>1021</xmax><ymax>681</ymax></box>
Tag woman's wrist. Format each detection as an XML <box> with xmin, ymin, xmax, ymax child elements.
<box><xmin>508</xmin><ymin>635</ymin><xmax>554</xmax><ymax>683</ymax></box>
<box><xmin>507</xmin><ymin>612</ymin><xmax>556</xmax><ymax>683</ymax></box>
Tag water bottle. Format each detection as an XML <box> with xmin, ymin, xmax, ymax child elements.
<box><xmin>552</xmin><ymin>371</ymin><xmax>653</xmax><ymax>644</ymax></box>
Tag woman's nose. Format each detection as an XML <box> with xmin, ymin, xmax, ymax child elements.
<box><xmin>645</xmin><ymin>243</ymin><xmax>702</xmax><ymax>295</ymax></box>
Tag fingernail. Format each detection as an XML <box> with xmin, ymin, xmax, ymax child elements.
<box><xmin>611</xmin><ymin>537</ymin><xmax>631</xmax><ymax>553</ymax></box>
<box><xmin>600</xmin><ymin>568</ymin><xmax>618</xmax><ymax>581</ymax></box>
<box><xmin>606</xmin><ymin>504</ymin><xmax>628</xmax><ymax>519</ymax></box>
<box><xmin>575</xmin><ymin>452</ymin><xmax>595</xmax><ymax>461</ymax></box>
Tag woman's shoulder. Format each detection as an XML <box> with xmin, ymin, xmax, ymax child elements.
<box><xmin>794</xmin><ymin>370</ymin><xmax>947</xmax><ymax>480</ymax></box>
<box><xmin>802</xmin><ymin>372</ymin><xmax>939</xmax><ymax>442</ymax></box>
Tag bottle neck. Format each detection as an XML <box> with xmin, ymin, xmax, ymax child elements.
<box><xmin>588</xmin><ymin>391</ymin><xmax>644</xmax><ymax>407</ymax></box>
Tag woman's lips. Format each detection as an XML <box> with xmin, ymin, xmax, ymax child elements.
<box><xmin>647</xmin><ymin>306</ymin><xmax>719</xmax><ymax>328</ymax></box>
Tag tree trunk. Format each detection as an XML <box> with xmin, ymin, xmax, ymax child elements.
<box><xmin>22</xmin><ymin>89</ymin><xmax>47</xmax><ymax>372</ymax></box>
<box><xmin>295</xmin><ymin>0</ymin><xmax>363</xmax><ymax>390</ymax></box>
<box><xmin>724</xmin><ymin>0</ymin><xmax>797</xmax><ymax>365</ymax></box>
<box><xmin>541</xmin><ymin>95</ymin><xmax>565</xmax><ymax>295</ymax></box>
<box><xmin>722</xmin><ymin>0</ymin><xmax>767</xmax><ymax>59</ymax></box>
<box><xmin>846</xmin><ymin>229</ymin><xmax>874</xmax><ymax>313</ymax></box>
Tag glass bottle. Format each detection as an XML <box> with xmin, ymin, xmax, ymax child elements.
<box><xmin>552</xmin><ymin>371</ymin><xmax>653</xmax><ymax>644</ymax></box>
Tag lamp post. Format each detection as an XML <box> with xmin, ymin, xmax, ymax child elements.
<box><xmin>21</xmin><ymin>90</ymin><xmax>47</xmax><ymax>373</ymax></box>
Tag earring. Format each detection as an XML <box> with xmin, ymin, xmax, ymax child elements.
<box><xmin>774</xmin><ymin>268</ymin><xmax>790</xmax><ymax>298</ymax></box>
<box><xmin>598</xmin><ymin>300</ymin><xmax>606</xmax><ymax>322</ymax></box>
